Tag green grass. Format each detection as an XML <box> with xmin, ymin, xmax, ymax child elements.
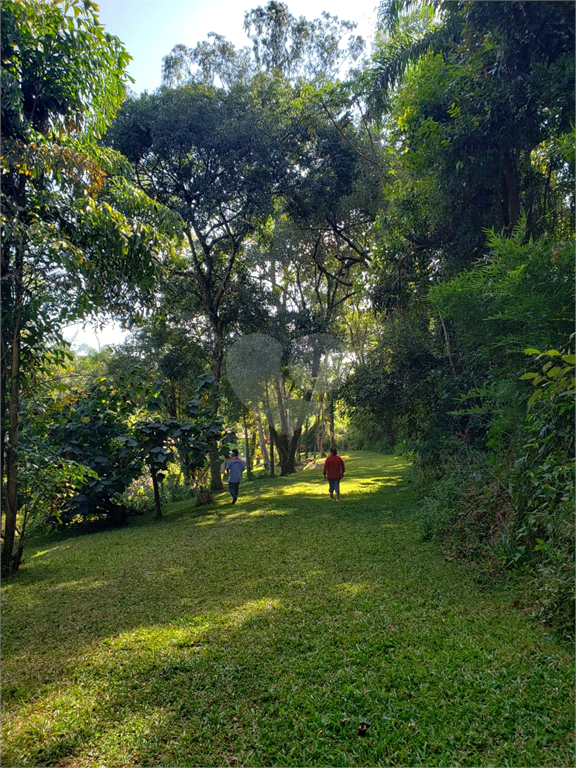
<box><xmin>1</xmin><ymin>452</ymin><xmax>574</xmax><ymax>767</ymax></box>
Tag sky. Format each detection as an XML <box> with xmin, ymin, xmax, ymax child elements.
<box><xmin>63</xmin><ymin>0</ymin><xmax>380</xmax><ymax>350</ymax></box>
<box><xmin>97</xmin><ymin>0</ymin><xmax>380</xmax><ymax>95</ymax></box>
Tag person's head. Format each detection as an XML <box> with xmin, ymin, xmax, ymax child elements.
<box><xmin>231</xmin><ymin>449</ymin><xmax>239</xmax><ymax>457</ymax></box>
<box><xmin>330</xmin><ymin>447</ymin><xmax>337</xmax><ymax>455</ymax></box>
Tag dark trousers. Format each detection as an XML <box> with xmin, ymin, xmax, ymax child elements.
<box><xmin>228</xmin><ymin>481</ymin><xmax>240</xmax><ymax>499</ymax></box>
<box><xmin>328</xmin><ymin>478</ymin><xmax>340</xmax><ymax>494</ymax></box>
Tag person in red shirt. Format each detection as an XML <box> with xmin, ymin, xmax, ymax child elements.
<box><xmin>323</xmin><ymin>447</ymin><xmax>345</xmax><ymax>501</ymax></box>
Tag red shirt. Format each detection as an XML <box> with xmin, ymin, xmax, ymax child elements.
<box><xmin>323</xmin><ymin>454</ymin><xmax>345</xmax><ymax>479</ymax></box>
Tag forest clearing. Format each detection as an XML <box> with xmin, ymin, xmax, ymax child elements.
<box><xmin>2</xmin><ymin>453</ymin><xmax>574</xmax><ymax>767</ymax></box>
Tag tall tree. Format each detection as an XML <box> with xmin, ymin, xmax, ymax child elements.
<box><xmin>1</xmin><ymin>0</ymin><xmax>176</xmax><ymax>573</ymax></box>
<box><xmin>162</xmin><ymin>1</ymin><xmax>365</xmax><ymax>89</ymax></box>
<box><xmin>119</xmin><ymin>5</ymin><xmax>380</xmax><ymax>481</ymax></box>
<box><xmin>370</xmin><ymin>0</ymin><xmax>574</xmax><ymax>259</ymax></box>
<box><xmin>243</xmin><ymin>1</ymin><xmax>364</xmax><ymax>82</ymax></box>
<box><xmin>106</xmin><ymin>82</ymin><xmax>293</xmax><ymax>488</ymax></box>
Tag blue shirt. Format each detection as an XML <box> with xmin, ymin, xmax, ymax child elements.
<box><xmin>226</xmin><ymin>458</ymin><xmax>246</xmax><ymax>483</ymax></box>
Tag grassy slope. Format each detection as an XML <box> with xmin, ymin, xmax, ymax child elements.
<box><xmin>1</xmin><ymin>452</ymin><xmax>573</xmax><ymax>768</ymax></box>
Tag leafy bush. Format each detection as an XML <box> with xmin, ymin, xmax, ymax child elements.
<box><xmin>159</xmin><ymin>473</ymin><xmax>197</xmax><ymax>504</ymax></box>
<box><xmin>121</xmin><ymin>472</ymin><xmax>197</xmax><ymax>511</ymax></box>
<box><xmin>49</xmin><ymin>374</ymin><xmax>144</xmax><ymax>522</ymax></box>
<box><xmin>415</xmin><ymin>450</ymin><xmax>509</xmax><ymax>554</ymax></box>
<box><xmin>510</xmin><ymin>349</ymin><xmax>575</xmax><ymax>636</ymax></box>
<box><xmin>413</xmin><ymin>347</ymin><xmax>575</xmax><ymax>638</ymax></box>
<box><xmin>121</xmin><ymin>476</ymin><xmax>155</xmax><ymax>513</ymax></box>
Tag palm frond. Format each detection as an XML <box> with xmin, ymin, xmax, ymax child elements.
<box><xmin>377</xmin><ymin>0</ymin><xmax>449</xmax><ymax>35</ymax></box>
<box><xmin>369</xmin><ymin>3</ymin><xmax>463</xmax><ymax>113</ymax></box>
<box><xmin>377</xmin><ymin>0</ymin><xmax>423</xmax><ymax>35</ymax></box>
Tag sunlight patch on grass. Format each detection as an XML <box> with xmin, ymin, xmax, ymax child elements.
<box><xmin>331</xmin><ymin>582</ymin><xmax>372</xmax><ymax>598</ymax></box>
<box><xmin>344</xmin><ymin>476</ymin><xmax>404</xmax><ymax>494</ymax></box>
<box><xmin>247</xmin><ymin>508</ymin><xmax>292</xmax><ymax>517</ymax></box>
<box><xmin>49</xmin><ymin>578</ymin><xmax>110</xmax><ymax>592</ymax></box>
<box><xmin>197</xmin><ymin>507</ymin><xmax>295</xmax><ymax>526</ymax></box>
<box><xmin>2</xmin><ymin>451</ymin><xmax>573</xmax><ymax>768</ymax></box>
<box><xmin>4</xmin><ymin>599</ymin><xmax>284</xmax><ymax>764</ymax></box>
<box><xmin>2</xmin><ymin>686</ymin><xmax>98</xmax><ymax>759</ymax></box>
<box><xmin>252</xmin><ymin>483</ymin><xmax>325</xmax><ymax>501</ymax></box>
<box><xmin>30</xmin><ymin>543</ymin><xmax>73</xmax><ymax>559</ymax></box>
<box><xmin>87</xmin><ymin>598</ymin><xmax>282</xmax><ymax>661</ymax></box>
<box><xmin>225</xmin><ymin>598</ymin><xmax>282</xmax><ymax>628</ymax></box>
<box><xmin>195</xmin><ymin>514</ymin><xmax>224</xmax><ymax>526</ymax></box>
<box><xmin>93</xmin><ymin>708</ymin><xmax>172</xmax><ymax>767</ymax></box>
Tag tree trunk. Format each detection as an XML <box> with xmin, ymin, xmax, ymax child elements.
<box><xmin>289</xmin><ymin>427</ymin><xmax>302</xmax><ymax>473</ymax></box>
<box><xmin>256</xmin><ymin>409</ymin><xmax>269</xmax><ymax>468</ymax></box>
<box><xmin>1</xmin><ymin>305</ymin><xmax>22</xmax><ymax>575</ymax></box>
<box><xmin>438</xmin><ymin>312</ymin><xmax>458</xmax><ymax>380</ymax></box>
<box><xmin>315</xmin><ymin>393</ymin><xmax>326</xmax><ymax>457</ymax></box>
<box><xmin>268</xmin><ymin>421</ymin><xmax>275</xmax><ymax>477</ymax></box>
<box><xmin>274</xmin><ymin>376</ymin><xmax>290</xmax><ymax>435</ymax></box>
<box><xmin>209</xmin><ymin>449</ymin><xmax>223</xmax><ymax>491</ymax></box>
<box><xmin>329</xmin><ymin>399</ymin><xmax>336</xmax><ymax>448</ymax></box>
<box><xmin>151</xmin><ymin>468</ymin><xmax>162</xmax><ymax>518</ymax></box>
<box><xmin>243</xmin><ymin>409</ymin><xmax>253</xmax><ymax>480</ymax></box>
<box><xmin>269</xmin><ymin>425</ymin><xmax>285</xmax><ymax>474</ymax></box>
<box><xmin>166</xmin><ymin>383</ymin><xmax>177</xmax><ymax>417</ymax></box>
<box><xmin>270</xmin><ymin>425</ymin><xmax>302</xmax><ymax>476</ymax></box>
<box><xmin>209</xmin><ymin>341</ymin><xmax>224</xmax><ymax>491</ymax></box>
<box><xmin>319</xmin><ymin>420</ymin><xmax>327</xmax><ymax>458</ymax></box>
<box><xmin>251</xmin><ymin>428</ymin><xmax>257</xmax><ymax>470</ymax></box>
<box><xmin>503</xmin><ymin>151</ymin><xmax>520</xmax><ymax>233</ymax></box>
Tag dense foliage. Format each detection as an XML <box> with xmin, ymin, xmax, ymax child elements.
<box><xmin>341</xmin><ymin>0</ymin><xmax>575</xmax><ymax>636</ymax></box>
<box><xmin>1</xmin><ymin>0</ymin><xmax>180</xmax><ymax>573</ymax></box>
<box><xmin>1</xmin><ymin>0</ymin><xmax>574</xmax><ymax>638</ymax></box>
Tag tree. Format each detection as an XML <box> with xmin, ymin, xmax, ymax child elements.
<box><xmin>115</xmin><ymin>3</ymin><xmax>377</xmax><ymax>486</ymax></box>
<box><xmin>49</xmin><ymin>371</ymin><xmax>146</xmax><ymax>525</ymax></box>
<box><xmin>163</xmin><ymin>34</ymin><xmax>256</xmax><ymax>89</ymax></box>
<box><xmin>225</xmin><ymin>329</ymin><xmax>348</xmax><ymax>475</ymax></box>
<box><xmin>369</xmin><ymin>0</ymin><xmax>575</xmax><ymax>269</ymax></box>
<box><xmin>135</xmin><ymin>375</ymin><xmax>234</xmax><ymax>517</ymax></box>
<box><xmin>1</xmin><ymin>0</ymin><xmax>177</xmax><ymax>573</ymax></box>
<box><xmin>213</xmin><ymin>90</ymin><xmax>386</xmax><ymax>475</ymax></box>
<box><xmin>162</xmin><ymin>1</ymin><xmax>365</xmax><ymax>89</ymax></box>
<box><xmin>105</xmin><ymin>316</ymin><xmax>210</xmax><ymax>419</ymax></box>
<box><xmin>106</xmin><ymin>82</ymin><xmax>297</xmax><ymax>488</ymax></box>
<box><xmin>243</xmin><ymin>1</ymin><xmax>364</xmax><ymax>82</ymax></box>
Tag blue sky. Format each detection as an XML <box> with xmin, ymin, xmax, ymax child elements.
<box><xmin>98</xmin><ymin>0</ymin><xmax>379</xmax><ymax>94</ymax></box>
<box><xmin>65</xmin><ymin>0</ymin><xmax>380</xmax><ymax>349</ymax></box>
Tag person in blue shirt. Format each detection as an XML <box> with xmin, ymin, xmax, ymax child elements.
<box><xmin>225</xmin><ymin>449</ymin><xmax>246</xmax><ymax>505</ymax></box>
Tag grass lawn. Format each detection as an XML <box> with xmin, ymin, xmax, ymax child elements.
<box><xmin>1</xmin><ymin>451</ymin><xmax>574</xmax><ymax>767</ymax></box>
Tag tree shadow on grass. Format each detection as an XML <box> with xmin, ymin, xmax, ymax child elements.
<box><xmin>3</xmin><ymin>567</ymin><xmax>402</xmax><ymax>766</ymax></box>
<box><xmin>3</xmin><ymin>568</ymin><xmax>573</xmax><ymax>768</ymax></box>
<box><xmin>2</xmin><ymin>457</ymin><xmax>419</xmax><ymax>738</ymax></box>
<box><xmin>2</xmin><ymin>503</ymin><xmax>412</xmax><ymax>713</ymax></box>
<box><xmin>4</xmin><ymin>444</ymin><xmax>573</xmax><ymax>766</ymax></box>
<box><xmin>4</xmin><ymin>461</ymin><xmax>415</xmax><ymax>651</ymax></box>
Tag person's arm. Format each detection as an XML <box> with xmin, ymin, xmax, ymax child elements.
<box><xmin>340</xmin><ymin>458</ymin><xmax>345</xmax><ymax>477</ymax></box>
<box><xmin>323</xmin><ymin>459</ymin><xmax>327</xmax><ymax>478</ymax></box>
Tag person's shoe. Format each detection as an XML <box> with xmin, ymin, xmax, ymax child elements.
<box><xmin>232</xmin><ymin>497</ymin><xmax>237</xmax><ymax>505</ymax></box>
<box><xmin>336</xmin><ymin>497</ymin><xmax>340</xmax><ymax>502</ymax></box>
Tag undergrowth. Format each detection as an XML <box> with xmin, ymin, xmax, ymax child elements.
<box><xmin>413</xmin><ymin>443</ymin><xmax>574</xmax><ymax>640</ymax></box>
